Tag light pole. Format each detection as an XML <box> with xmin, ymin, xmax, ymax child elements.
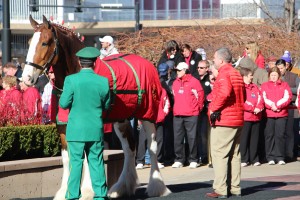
<box><xmin>1</xmin><ymin>0</ymin><xmax>11</xmax><ymax>65</ymax></box>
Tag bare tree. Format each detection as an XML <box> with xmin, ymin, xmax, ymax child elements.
<box><xmin>253</xmin><ymin>0</ymin><xmax>297</xmax><ymax>34</ymax></box>
<box><xmin>285</xmin><ymin>0</ymin><xmax>295</xmax><ymax>34</ymax></box>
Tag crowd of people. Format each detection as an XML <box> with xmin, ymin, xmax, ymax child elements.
<box><xmin>132</xmin><ymin>41</ymin><xmax>300</xmax><ymax>198</ymax></box>
<box><xmin>1</xmin><ymin>36</ymin><xmax>300</xmax><ymax>199</ymax></box>
<box><xmin>0</xmin><ymin>61</ymin><xmax>43</xmax><ymax>126</ymax></box>
<box><xmin>134</xmin><ymin>40</ymin><xmax>300</xmax><ymax>171</ymax></box>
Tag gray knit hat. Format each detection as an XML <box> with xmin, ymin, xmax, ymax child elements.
<box><xmin>238</xmin><ymin>57</ymin><xmax>257</xmax><ymax>71</ymax></box>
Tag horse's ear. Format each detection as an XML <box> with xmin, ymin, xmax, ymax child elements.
<box><xmin>42</xmin><ymin>15</ymin><xmax>51</xmax><ymax>29</ymax></box>
<box><xmin>29</xmin><ymin>15</ymin><xmax>38</xmax><ymax>29</ymax></box>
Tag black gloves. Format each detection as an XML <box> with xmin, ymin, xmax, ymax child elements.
<box><xmin>210</xmin><ymin>111</ymin><xmax>221</xmax><ymax>126</ymax></box>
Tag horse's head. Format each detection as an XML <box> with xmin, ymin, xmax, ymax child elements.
<box><xmin>22</xmin><ymin>15</ymin><xmax>59</xmax><ymax>85</ymax></box>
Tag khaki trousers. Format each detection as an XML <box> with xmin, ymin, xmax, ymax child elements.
<box><xmin>211</xmin><ymin>126</ymin><xmax>242</xmax><ymax>195</ymax></box>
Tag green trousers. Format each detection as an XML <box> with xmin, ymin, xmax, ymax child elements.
<box><xmin>66</xmin><ymin>141</ymin><xmax>108</xmax><ymax>200</ymax></box>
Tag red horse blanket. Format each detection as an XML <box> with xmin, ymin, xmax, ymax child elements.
<box><xmin>94</xmin><ymin>54</ymin><xmax>162</xmax><ymax>122</ymax></box>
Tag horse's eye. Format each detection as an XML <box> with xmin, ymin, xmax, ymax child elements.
<box><xmin>42</xmin><ymin>42</ymin><xmax>48</xmax><ymax>46</ymax></box>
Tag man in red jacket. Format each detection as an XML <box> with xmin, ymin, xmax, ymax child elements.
<box><xmin>172</xmin><ymin>62</ymin><xmax>204</xmax><ymax>169</ymax></box>
<box><xmin>206</xmin><ymin>47</ymin><xmax>245</xmax><ymax>199</ymax></box>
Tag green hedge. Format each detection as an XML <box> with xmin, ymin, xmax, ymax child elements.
<box><xmin>0</xmin><ymin>125</ymin><xmax>61</xmax><ymax>161</ymax></box>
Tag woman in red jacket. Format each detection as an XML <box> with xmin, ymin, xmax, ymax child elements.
<box><xmin>0</xmin><ymin>75</ymin><xmax>22</xmax><ymax>125</ymax></box>
<box><xmin>261</xmin><ymin>67</ymin><xmax>292</xmax><ymax>165</ymax></box>
<box><xmin>239</xmin><ymin>68</ymin><xmax>264</xmax><ymax>167</ymax></box>
<box><xmin>19</xmin><ymin>78</ymin><xmax>42</xmax><ymax>125</ymax></box>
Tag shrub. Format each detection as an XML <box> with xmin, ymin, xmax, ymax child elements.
<box><xmin>0</xmin><ymin>125</ymin><xmax>61</xmax><ymax>161</ymax></box>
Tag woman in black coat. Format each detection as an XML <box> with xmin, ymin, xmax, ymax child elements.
<box><xmin>181</xmin><ymin>43</ymin><xmax>202</xmax><ymax>80</ymax></box>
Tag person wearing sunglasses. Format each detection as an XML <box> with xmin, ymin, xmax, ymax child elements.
<box><xmin>41</xmin><ymin>66</ymin><xmax>56</xmax><ymax>124</ymax></box>
<box><xmin>196</xmin><ymin>60</ymin><xmax>212</xmax><ymax>166</ymax></box>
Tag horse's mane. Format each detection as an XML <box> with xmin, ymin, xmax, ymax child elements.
<box><xmin>49</xmin><ymin>22</ymin><xmax>85</xmax><ymax>88</ymax></box>
<box><xmin>51</xmin><ymin>23</ymin><xmax>82</xmax><ymax>43</ymax></box>
<box><xmin>51</xmin><ymin>23</ymin><xmax>84</xmax><ymax>63</ymax></box>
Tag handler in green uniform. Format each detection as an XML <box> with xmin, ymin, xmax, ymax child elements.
<box><xmin>59</xmin><ymin>47</ymin><xmax>111</xmax><ymax>200</ymax></box>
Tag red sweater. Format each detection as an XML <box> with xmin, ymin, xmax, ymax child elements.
<box><xmin>0</xmin><ymin>87</ymin><xmax>22</xmax><ymax>124</ymax></box>
<box><xmin>173</xmin><ymin>74</ymin><xmax>204</xmax><ymax>116</ymax></box>
<box><xmin>244</xmin><ymin>83</ymin><xmax>264</xmax><ymax>121</ymax></box>
<box><xmin>261</xmin><ymin>80</ymin><xmax>292</xmax><ymax>117</ymax></box>
<box><xmin>22</xmin><ymin>87</ymin><xmax>42</xmax><ymax>123</ymax></box>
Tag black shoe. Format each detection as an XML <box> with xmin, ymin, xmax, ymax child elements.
<box><xmin>285</xmin><ymin>157</ymin><xmax>296</xmax><ymax>163</ymax></box>
<box><xmin>202</xmin><ymin>157</ymin><xmax>208</xmax><ymax>164</ymax></box>
<box><xmin>208</xmin><ymin>164</ymin><xmax>213</xmax><ymax>168</ymax></box>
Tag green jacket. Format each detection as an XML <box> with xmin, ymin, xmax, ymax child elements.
<box><xmin>59</xmin><ymin>68</ymin><xmax>110</xmax><ymax>141</ymax></box>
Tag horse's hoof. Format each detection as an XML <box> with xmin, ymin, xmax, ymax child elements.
<box><xmin>80</xmin><ymin>188</ymin><xmax>94</xmax><ymax>200</ymax></box>
<box><xmin>162</xmin><ymin>187</ymin><xmax>172</xmax><ymax>196</ymax></box>
<box><xmin>147</xmin><ymin>170</ymin><xmax>171</xmax><ymax>197</ymax></box>
<box><xmin>53</xmin><ymin>187</ymin><xmax>67</xmax><ymax>200</ymax></box>
<box><xmin>147</xmin><ymin>187</ymin><xmax>171</xmax><ymax>197</ymax></box>
<box><xmin>108</xmin><ymin>192</ymin><xmax>120</xmax><ymax>199</ymax></box>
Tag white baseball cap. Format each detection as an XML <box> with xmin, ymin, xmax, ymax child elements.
<box><xmin>176</xmin><ymin>62</ymin><xmax>189</xmax><ymax>70</ymax></box>
<box><xmin>99</xmin><ymin>36</ymin><xmax>114</xmax><ymax>44</ymax></box>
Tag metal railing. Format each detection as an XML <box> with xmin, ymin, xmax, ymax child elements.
<box><xmin>1</xmin><ymin>3</ymin><xmax>285</xmax><ymax>23</ymax></box>
<box><xmin>0</xmin><ymin>1</ymin><xmax>286</xmax><ymax>61</ymax></box>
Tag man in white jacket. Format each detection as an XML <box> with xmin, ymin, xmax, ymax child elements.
<box><xmin>99</xmin><ymin>35</ymin><xmax>119</xmax><ymax>59</ymax></box>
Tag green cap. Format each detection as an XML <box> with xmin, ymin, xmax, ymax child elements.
<box><xmin>76</xmin><ymin>47</ymin><xmax>100</xmax><ymax>59</ymax></box>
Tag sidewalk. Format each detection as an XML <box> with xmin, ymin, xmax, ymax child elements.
<box><xmin>135</xmin><ymin>161</ymin><xmax>300</xmax><ymax>199</ymax></box>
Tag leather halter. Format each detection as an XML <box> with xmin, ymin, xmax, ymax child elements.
<box><xmin>26</xmin><ymin>23</ymin><xmax>63</xmax><ymax>91</ymax></box>
<box><xmin>25</xmin><ymin>24</ymin><xmax>59</xmax><ymax>74</ymax></box>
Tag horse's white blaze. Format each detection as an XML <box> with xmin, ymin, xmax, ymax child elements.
<box><xmin>26</xmin><ymin>32</ymin><xmax>41</xmax><ymax>63</ymax></box>
<box><xmin>22</xmin><ymin>32</ymin><xmax>41</xmax><ymax>85</ymax></box>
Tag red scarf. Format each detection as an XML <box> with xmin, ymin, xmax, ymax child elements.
<box><xmin>167</xmin><ymin>50</ymin><xmax>171</xmax><ymax>59</ymax></box>
<box><xmin>185</xmin><ymin>52</ymin><xmax>192</xmax><ymax>67</ymax></box>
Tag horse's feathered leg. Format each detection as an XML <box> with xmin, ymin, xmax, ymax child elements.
<box><xmin>108</xmin><ymin>121</ymin><xmax>139</xmax><ymax>198</ymax></box>
<box><xmin>54</xmin><ymin>149</ymin><xmax>69</xmax><ymax>200</ymax></box>
<box><xmin>142</xmin><ymin>120</ymin><xmax>171</xmax><ymax>197</ymax></box>
<box><xmin>54</xmin><ymin>126</ymin><xmax>69</xmax><ymax>200</ymax></box>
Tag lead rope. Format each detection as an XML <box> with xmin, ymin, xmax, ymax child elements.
<box><xmin>43</xmin><ymin>70</ymin><xmax>63</xmax><ymax>92</ymax></box>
